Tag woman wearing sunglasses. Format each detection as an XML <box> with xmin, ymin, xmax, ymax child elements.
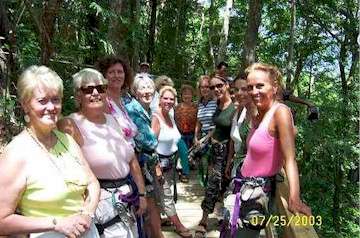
<box><xmin>58</xmin><ymin>68</ymin><xmax>146</xmax><ymax>238</ymax></box>
<box><xmin>195</xmin><ymin>75</ymin><xmax>236</xmax><ymax>238</ymax></box>
<box><xmin>96</xmin><ymin>57</ymin><xmax>138</xmax><ymax>147</ymax></box>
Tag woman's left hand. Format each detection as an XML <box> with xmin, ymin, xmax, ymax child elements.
<box><xmin>136</xmin><ymin>197</ymin><xmax>147</xmax><ymax>216</ymax></box>
<box><xmin>288</xmin><ymin>196</ymin><xmax>312</xmax><ymax>216</ymax></box>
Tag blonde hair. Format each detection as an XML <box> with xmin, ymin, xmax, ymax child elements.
<box><xmin>159</xmin><ymin>86</ymin><xmax>177</xmax><ymax>98</ymax></box>
<box><xmin>72</xmin><ymin>68</ymin><xmax>107</xmax><ymax>91</ymax></box>
<box><xmin>17</xmin><ymin>65</ymin><xmax>63</xmax><ymax>105</ymax></box>
<box><xmin>154</xmin><ymin>75</ymin><xmax>174</xmax><ymax>92</ymax></box>
<box><xmin>245</xmin><ymin>63</ymin><xmax>284</xmax><ymax>98</ymax></box>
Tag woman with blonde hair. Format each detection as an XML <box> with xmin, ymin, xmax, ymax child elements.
<box><xmin>231</xmin><ymin>63</ymin><xmax>311</xmax><ymax>237</ymax></box>
<box><xmin>152</xmin><ymin>86</ymin><xmax>192</xmax><ymax>238</ymax></box>
<box><xmin>0</xmin><ymin>66</ymin><xmax>100</xmax><ymax>237</ymax></box>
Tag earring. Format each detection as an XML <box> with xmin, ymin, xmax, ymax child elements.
<box><xmin>24</xmin><ymin>114</ymin><xmax>30</xmax><ymax>123</ymax></box>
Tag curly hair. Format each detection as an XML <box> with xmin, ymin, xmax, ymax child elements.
<box><xmin>96</xmin><ymin>56</ymin><xmax>133</xmax><ymax>90</ymax></box>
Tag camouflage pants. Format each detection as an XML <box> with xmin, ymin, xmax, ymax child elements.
<box><xmin>201</xmin><ymin>141</ymin><xmax>231</xmax><ymax>213</ymax></box>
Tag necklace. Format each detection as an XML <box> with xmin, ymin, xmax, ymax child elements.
<box><xmin>25</xmin><ymin>128</ymin><xmax>79</xmax><ymax>183</ymax></box>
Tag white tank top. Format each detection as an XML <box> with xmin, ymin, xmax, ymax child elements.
<box><xmin>153</xmin><ymin>113</ymin><xmax>181</xmax><ymax>156</ymax></box>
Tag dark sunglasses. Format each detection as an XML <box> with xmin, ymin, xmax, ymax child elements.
<box><xmin>209</xmin><ymin>83</ymin><xmax>224</xmax><ymax>90</ymax></box>
<box><xmin>80</xmin><ymin>85</ymin><xmax>107</xmax><ymax>94</ymax></box>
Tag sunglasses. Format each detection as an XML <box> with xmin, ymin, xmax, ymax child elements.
<box><xmin>209</xmin><ymin>83</ymin><xmax>224</xmax><ymax>90</ymax></box>
<box><xmin>80</xmin><ymin>85</ymin><xmax>107</xmax><ymax>94</ymax></box>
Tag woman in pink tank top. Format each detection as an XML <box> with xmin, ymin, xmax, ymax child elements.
<box><xmin>242</xmin><ymin>63</ymin><xmax>311</xmax><ymax>216</ymax></box>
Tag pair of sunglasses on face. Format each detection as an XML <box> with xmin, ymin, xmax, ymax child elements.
<box><xmin>80</xmin><ymin>85</ymin><xmax>107</xmax><ymax>94</ymax></box>
<box><xmin>209</xmin><ymin>83</ymin><xmax>225</xmax><ymax>90</ymax></box>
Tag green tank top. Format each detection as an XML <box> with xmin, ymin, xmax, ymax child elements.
<box><xmin>212</xmin><ymin>102</ymin><xmax>236</xmax><ymax>142</ymax></box>
<box><xmin>19</xmin><ymin>130</ymin><xmax>89</xmax><ymax>218</ymax></box>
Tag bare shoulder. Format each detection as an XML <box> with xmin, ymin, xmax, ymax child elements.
<box><xmin>57</xmin><ymin>116</ymin><xmax>83</xmax><ymax>145</ymax></box>
<box><xmin>0</xmin><ymin>132</ymin><xmax>29</xmax><ymax>176</ymax></box>
<box><xmin>274</xmin><ymin>103</ymin><xmax>292</xmax><ymax>123</ymax></box>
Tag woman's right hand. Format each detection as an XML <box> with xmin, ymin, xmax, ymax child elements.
<box><xmin>54</xmin><ymin>214</ymin><xmax>90</xmax><ymax>237</ymax></box>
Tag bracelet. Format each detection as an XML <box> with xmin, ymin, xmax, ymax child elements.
<box><xmin>52</xmin><ymin>217</ymin><xmax>57</xmax><ymax>229</ymax></box>
<box><xmin>138</xmin><ymin>193</ymin><xmax>146</xmax><ymax>197</ymax></box>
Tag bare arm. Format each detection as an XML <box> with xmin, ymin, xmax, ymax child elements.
<box><xmin>275</xmin><ymin>106</ymin><xmax>312</xmax><ymax>216</ymax></box>
<box><xmin>129</xmin><ymin>156</ymin><xmax>147</xmax><ymax>215</ymax></box>
<box><xmin>0</xmin><ymin>147</ymin><xmax>55</xmax><ymax>235</ymax></box>
<box><xmin>58</xmin><ymin>118</ymin><xmax>100</xmax><ymax>217</ymax></box>
<box><xmin>194</xmin><ymin>120</ymin><xmax>202</xmax><ymax>144</ymax></box>
<box><xmin>225</xmin><ymin>139</ymin><xmax>235</xmax><ymax>178</ymax></box>
<box><xmin>151</xmin><ymin>115</ymin><xmax>160</xmax><ymax>138</ymax></box>
<box><xmin>57</xmin><ymin>117</ymin><xmax>83</xmax><ymax>146</ymax></box>
<box><xmin>72</xmin><ymin>141</ymin><xmax>100</xmax><ymax>217</ymax></box>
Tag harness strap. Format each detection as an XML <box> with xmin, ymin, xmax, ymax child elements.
<box><xmin>95</xmin><ymin>216</ymin><xmax>121</xmax><ymax>235</ymax></box>
<box><xmin>230</xmin><ymin>192</ymin><xmax>241</xmax><ymax>237</ymax></box>
<box><xmin>98</xmin><ymin>177</ymin><xmax>128</xmax><ymax>189</ymax></box>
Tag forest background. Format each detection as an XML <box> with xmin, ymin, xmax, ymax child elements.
<box><xmin>0</xmin><ymin>0</ymin><xmax>359</xmax><ymax>237</ymax></box>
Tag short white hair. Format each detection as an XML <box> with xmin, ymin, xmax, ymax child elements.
<box><xmin>131</xmin><ymin>74</ymin><xmax>155</xmax><ymax>95</ymax></box>
<box><xmin>72</xmin><ymin>68</ymin><xmax>107</xmax><ymax>91</ymax></box>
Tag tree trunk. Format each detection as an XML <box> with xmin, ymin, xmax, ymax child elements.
<box><xmin>108</xmin><ymin>0</ymin><xmax>128</xmax><ymax>59</ymax></box>
<box><xmin>25</xmin><ymin>0</ymin><xmax>62</xmax><ymax>66</ymax></box>
<box><xmin>128</xmin><ymin>0</ymin><xmax>140</xmax><ymax>69</ymax></box>
<box><xmin>207</xmin><ymin>0</ymin><xmax>216</xmax><ymax>69</ymax></box>
<box><xmin>239</xmin><ymin>0</ymin><xmax>263</xmax><ymax>73</ymax></box>
<box><xmin>174</xmin><ymin>0</ymin><xmax>188</xmax><ymax>77</ymax></box>
<box><xmin>286</xmin><ymin>0</ymin><xmax>296</xmax><ymax>90</ymax></box>
<box><xmin>218</xmin><ymin>0</ymin><xmax>233</xmax><ymax>62</ymax></box>
<box><xmin>147</xmin><ymin>0</ymin><xmax>157</xmax><ymax>64</ymax></box>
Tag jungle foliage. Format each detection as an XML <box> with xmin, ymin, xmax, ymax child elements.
<box><xmin>0</xmin><ymin>0</ymin><xmax>359</xmax><ymax>237</ymax></box>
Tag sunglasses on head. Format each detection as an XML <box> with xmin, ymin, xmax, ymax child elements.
<box><xmin>80</xmin><ymin>85</ymin><xmax>107</xmax><ymax>94</ymax></box>
<box><xmin>209</xmin><ymin>83</ymin><xmax>224</xmax><ymax>90</ymax></box>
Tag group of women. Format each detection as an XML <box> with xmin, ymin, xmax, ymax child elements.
<box><xmin>0</xmin><ymin>58</ymin><xmax>311</xmax><ymax>238</ymax></box>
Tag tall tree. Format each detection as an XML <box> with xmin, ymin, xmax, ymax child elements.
<box><xmin>239</xmin><ymin>0</ymin><xmax>263</xmax><ymax>73</ymax></box>
<box><xmin>25</xmin><ymin>0</ymin><xmax>63</xmax><ymax>65</ymax></box>
<box><xmin>286</xmin><ymin>0</ymin><xmax>296</xmax><ymax>89</ymax></box>
<box><xmin>217</xmin><ymin>0</ymin><xmax>233</xmax><ymax>62</ymax></box>
<box><xmin>147</xmin><ymin>0</ymin><xmax>157</xmax><ymax>64</ymax></box>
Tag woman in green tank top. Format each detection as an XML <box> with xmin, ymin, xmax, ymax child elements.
<box><xmin>0</xmin><ymin>66</ymin><xmax>100</xmax><ymax>237</ymax></box>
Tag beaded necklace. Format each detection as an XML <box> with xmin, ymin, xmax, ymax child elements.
<box><xmin>25</xmin><ymin>128</ymin><xmax>82</xmax><ymax>184</ymax></box>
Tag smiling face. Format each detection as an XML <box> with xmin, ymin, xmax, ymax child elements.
<box><xmin>247</xmin><ymin>70</ymin><xmax>277</xmax><ymax>111</ymax></box>
<box><xmin>234</xmin><ymin>79</ymin><xmax>250</xmax><ymax>107</ymax></box>
<box><xmin>159</xmin><ymin>90</ymin><xmax>175</xmax><ymax>112</ymax></box>
<box><xmin>23</xmin><ymin>84</ymin><xmax>62</xmax><ymax>131</ymax></box>
<box><xmin>210</xmin><ymin>76</ymin><xmax>228</xmax><ymax>100</ymax></box>
<box><xmin>199</xmin><ymin>78</ymin><xmax>211</xmax><ymax>98</ymax></box>
<box><xmin>181</xmin><ymin>89</ymin><xmax>193</xmax><ymax>104</ymax></box>
<box><xmin>136</xmin><ymin>81</ymin><xmax>154</xmax><ymax>106</ymax></box>
<box><xmin>105</xmin><ymin>63</ymin><xmax>125</xmax><ymax>93</ymax></box>
<box><xmin>79</xmin><ymin>82</ymin><xmax>107</xmax><ymax>113</ymax></box>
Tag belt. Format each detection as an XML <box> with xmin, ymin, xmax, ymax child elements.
<box><xmin>98</xmin><ymin>177</ymin><xmax>128</xmax><ymax>189</ymax></box>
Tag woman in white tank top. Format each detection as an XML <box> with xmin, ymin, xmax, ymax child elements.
<box><xmin>151</xmin><ymin>86</ymin><xmax>192</xmax><ymax>238</ymax></box>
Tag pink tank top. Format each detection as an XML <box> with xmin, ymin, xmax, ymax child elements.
<box><xmin>69</xmin><ymin>113</ymin><xmax>134</xmax><ymax>179</ymax></box>
<box><xmin>241</xmin><ymin>103</ymin><xmax>291</xmax><ymax>177</ymax></box>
